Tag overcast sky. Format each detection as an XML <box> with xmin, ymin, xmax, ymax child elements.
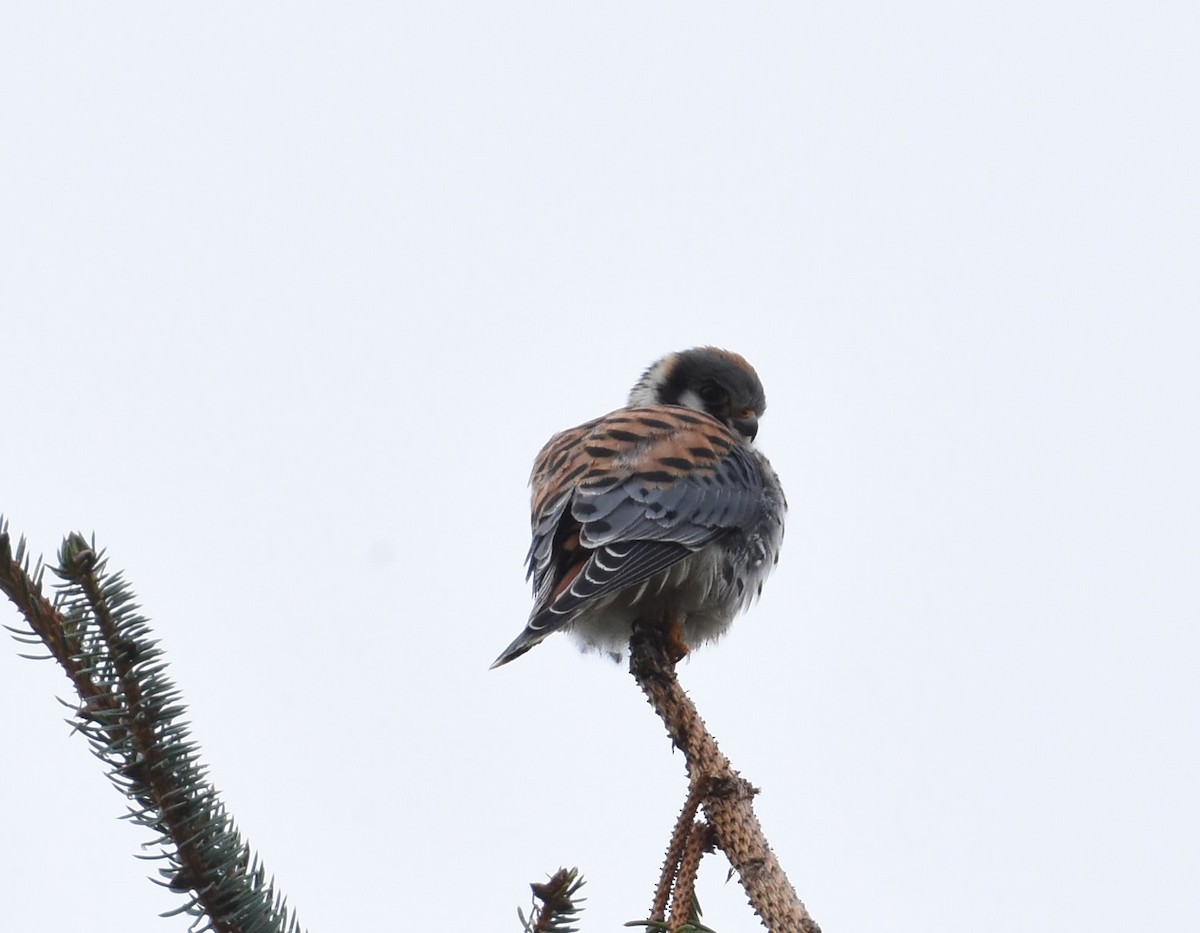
<box><xmin>3</xmin><ymin>4</ymin><xmax>1197</xmax><ymax>932</ymax></box>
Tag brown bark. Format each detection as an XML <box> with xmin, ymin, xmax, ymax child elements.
<box><xmin>630</xmin><ymin>630</ymin><xmax>821</xmax><ymax>933</ymax></box>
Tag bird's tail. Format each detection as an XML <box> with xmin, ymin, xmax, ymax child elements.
<box><xmin>488</xmin><ymin>626</ymin><xmax>548</xmax><ymax>669</ymax></box>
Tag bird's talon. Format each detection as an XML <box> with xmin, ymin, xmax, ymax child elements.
<box><xmin>665</xmin><ymin>620</ymin><xmax>690</xmax><ymax>666</ymax></box>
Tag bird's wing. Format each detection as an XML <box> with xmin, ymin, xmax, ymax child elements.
<box><xmin>491</xmin><ymin>405</ymin><xmax>765</xmax><ymax>667</ymax></box>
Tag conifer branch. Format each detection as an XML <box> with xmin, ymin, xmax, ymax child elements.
<box><xmin>649</xmin><ymin>781</ymin><xmax>706</xmax><ymax>923</ymax></box>
<box><xmin>1</xmin><ymin>522</ymin><xmax>303</xmax><ymax>933</ymax></box>
<box><xmin>666</xmin><ymin>821</ymin><xmax>714</xmax><ymax>932</ymax></box>
<box><xmin>519</xmin><ymin>867</ymin><xmax>586</xmax><ymax>933</ymax></box>
<box><xmin>629</xmin><ymin>628</ymin><xmax>821</xmax><ymax>933</ymax></box>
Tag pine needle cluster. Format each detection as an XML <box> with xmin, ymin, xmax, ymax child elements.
<box><xmin>0</xmin><ymin>521</ymin><xmax>302</xmax><ymax>933</ymax></box>
<box><xmin>518</xmin><ymin>867</ymin><xmax>587</xmax><ymax>932</ymax></box>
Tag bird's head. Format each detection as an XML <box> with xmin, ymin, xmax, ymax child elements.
<box><xmin>628</xmin><ymin>347</ymin><xmax>767</xmax><ymax>442</ymax></box>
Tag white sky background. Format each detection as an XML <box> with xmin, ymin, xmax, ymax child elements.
<box><xmin>2</xmin><ymin>3</ymin><xmax>1197</xmax><ymax>931</ymax></box>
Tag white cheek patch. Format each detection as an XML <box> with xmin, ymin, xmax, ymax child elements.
<box><xmin>626</xmin><ymin>354</ymin><xmax>678</xmax><ymax>406</ymax></box>
<box><xmin>678</xmin><ymin>388</ymin><xmax>705</xmax><ymax>411</ymax></box>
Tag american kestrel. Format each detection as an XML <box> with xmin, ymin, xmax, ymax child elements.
<box><xmin>491</xmin><ymin>347</ymin><xmax>786</xmax><ymax>669</ymax></box>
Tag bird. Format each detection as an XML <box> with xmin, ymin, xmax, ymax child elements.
<box><xmin>491</xmin><ymin>347</ymin><xmax>786</xmax><ymax>669</ymax></box>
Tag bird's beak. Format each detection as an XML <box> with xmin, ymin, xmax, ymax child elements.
<box><xmin>732</xmin><ymin>413</ymin><xmax>759</xmax><ymax>442</ymax></box>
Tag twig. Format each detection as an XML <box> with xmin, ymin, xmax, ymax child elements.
<box><xmin>650</xmin><ymin>780</ymin><xmax>706</xmax><ymax>922</ymax></box>
<box><xmin>666</xmin><ymin>820</ymin><xmax>713</xmax><ymax>932</ymax></box>
<box><xmin>2</xmin><ymin>526</ymin><xmax>302</xmax><ymax>933</ymax></box>
<box><xmin>524</xmin><ymin>867</ymin><xmax>585</xmax><ymax>932</ymax></box>
<box><xmin>630</xmin><ymin>629</ymin><xmax>821</xmax><ymax>933</ymax></box>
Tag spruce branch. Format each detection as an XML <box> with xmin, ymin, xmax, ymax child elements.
<box><xmin>519</xmin><ymin>867</ymin><xmax>586</xmax><ymax>933</ymax></box>
<box><xmin>629</xmin><ymin>627</ymin><xmax>820</xmax><ymax>933</ymax></box>
<box><xmin>0</xmin><ymin>522</ymin><xmax>303</xmax><ymax>933</ymax></box>
<box><xmin>666</xmin><ymin>822</ymin><xmax>715</xmax><ymax>933</ymax></box>
<box><xmin>649</xmin><ymin>780</ymin><xmax>707</xmax><ymax>923</ymax></box>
